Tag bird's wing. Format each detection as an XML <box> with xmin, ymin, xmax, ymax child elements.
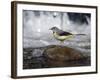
<box><xmin>58</xmin><ymin>30</ymin><xmax>72</xmax><ymax>36</ymax></box>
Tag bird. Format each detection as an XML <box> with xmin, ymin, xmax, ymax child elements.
<box><xmin>50</xmin><ymin>26</ymin><xmax>85</xmax><ymax>43</ymax></box>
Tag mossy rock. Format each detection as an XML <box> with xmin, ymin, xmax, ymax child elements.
<box><xmin>43</xmin><ymin>45</ymin><xmax>84</xmax><ymax>61</ymax></box>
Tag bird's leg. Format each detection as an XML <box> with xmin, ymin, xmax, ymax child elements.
<box><xmin>59</xmin><ymin>41</ymin><xmax>64</xmax><ymax>46</ymax></box>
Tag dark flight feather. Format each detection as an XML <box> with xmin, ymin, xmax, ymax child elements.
<box><xmin>58</xmin><ymin>31</ymin><xmax>72</xmax><ymax>36</ymax></box>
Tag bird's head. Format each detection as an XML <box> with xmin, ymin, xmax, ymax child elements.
<box><xmin>49</xmin><ymin>26</ymin><xmax>59</xmax><ymax>32</ymax></box>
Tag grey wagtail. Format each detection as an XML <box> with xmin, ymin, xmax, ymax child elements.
<box><xmin>50</xmin><ymin>26</ymin><xmax>85</xmax><ymax>43</ymax></box>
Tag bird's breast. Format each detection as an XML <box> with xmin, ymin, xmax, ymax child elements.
<box><xmin>53</xmin><ymin>32</ymin><xmax>73</xmax><ymax>41</ymax></box>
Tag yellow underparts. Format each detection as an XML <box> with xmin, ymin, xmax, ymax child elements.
<box><xmin>53</xmin><ymin>32</ymin><xmax>73</xmax><ymax>42</ymax></box>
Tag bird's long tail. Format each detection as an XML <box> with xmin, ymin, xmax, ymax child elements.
<box><xmin>74</xmin><ymin>34</ymin><xmax>86</xmax><ymax>35</ymax></box>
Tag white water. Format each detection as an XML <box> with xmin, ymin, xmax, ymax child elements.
<box><xmin>23</xmin><ymin>11</ymin><xmax>91</xmax><ymax>55</ymax></box>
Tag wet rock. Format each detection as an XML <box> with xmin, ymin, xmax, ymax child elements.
<box><xmin>32</xmin><ymin>49</ymin><xmax>44</xmax><ymax>57</ymax></box>
<box><xmin>43</xmin><ymin>45</ymin><xmax>84</xmax><ymax>61</ymax></box>
<box><xmin>23</xmin><ymin>45</ymin><xmax>90</xmax><ymax>69</ymax></box>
